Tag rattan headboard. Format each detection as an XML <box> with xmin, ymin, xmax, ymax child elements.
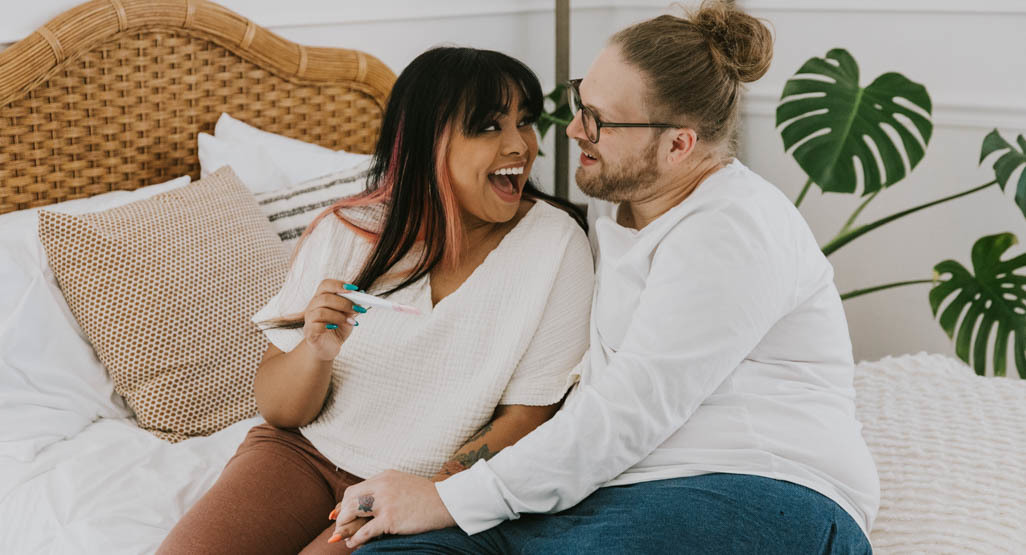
<box><xmin>0</xmin><ymin>0</ymin><xmax>396</xmax><ymax>215</ymax></box>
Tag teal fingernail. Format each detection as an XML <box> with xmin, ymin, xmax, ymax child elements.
<box><xmin>354</xmin><ymin>321</ymin><xmax>359</xmax><ymax>327</ymax></box>
<box><xmin>353</xmin><ymin>305</ymin><xmax>367</xmax><ymax>314</ymax></box>
<box><xmin>343</xmin><ymin>283</ymin><xmax>359</xmax><ymax>291</ymax></box>
<box><xmin>325</xmin><ymin>323</ymin><xmax>338</xmax><ymax>330</ymax></box>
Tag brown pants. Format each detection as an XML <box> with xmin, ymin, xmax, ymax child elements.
<box><xmin>158</xmin><ymin>423</ymin><xmax>362</xmax><ymax>555</ymax></box>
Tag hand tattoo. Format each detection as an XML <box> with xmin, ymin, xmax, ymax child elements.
<box><xmin>358</xmin><ymin>495</ymin><xmax>374</xmax><ymax>512</ymax></box>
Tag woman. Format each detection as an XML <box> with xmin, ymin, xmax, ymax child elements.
<box><xmin>158</xmin><ymin>47</ymin><xmax>594</xmax><ymax>554</ymax></box>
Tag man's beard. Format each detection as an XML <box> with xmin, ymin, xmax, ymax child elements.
<box><xmin>576</xmin><ymin>139</ymin><xmax>660</xmax><ymax>203</ymax></box>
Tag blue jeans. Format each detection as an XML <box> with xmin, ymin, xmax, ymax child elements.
<box><xmin>359</xmin><ymin>473</ymin><xmax>871</xmax><ymax>554</ymax></box>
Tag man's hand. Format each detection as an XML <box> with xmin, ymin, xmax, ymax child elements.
<box><xmin>331</xmin><ymin>470</ymin><xmax>457</xmax><ymax>549</ymax></box>
<box><xmin>326</xmin><ymin>509</ymin><xmax>369</xmax><ymax>546</ymax></box>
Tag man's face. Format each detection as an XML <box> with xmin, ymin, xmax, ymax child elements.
<box><xmin>567</xmin><ymin>46</ymin><xmax>663</xmax><ymax>203</ymax></box>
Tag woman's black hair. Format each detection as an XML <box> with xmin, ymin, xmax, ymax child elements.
<box><xmin>351</xmin><ymin>46</ymin><xmax>587</xmax><ymax>296</ymax></box>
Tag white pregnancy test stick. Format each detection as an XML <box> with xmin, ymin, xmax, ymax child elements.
<box><xmin>337</xmin><ymin>290</ymin><xmax>422</xmax><ymax>315</ymax></box>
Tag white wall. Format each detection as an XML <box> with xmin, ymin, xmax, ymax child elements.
<box><xmin>5</xmin><ymin>1</ymin><xmax>1024</xmax><ymax>368</ymax></box>
<box><xmin>737</xmin><ymin>0</ymin><xmax>1026</xmax><ymax>368</ymax></box>
<box><xmin>237</xmin><ymin>1</ymin><xmax>670</xmax><ymax>207</ymax></box>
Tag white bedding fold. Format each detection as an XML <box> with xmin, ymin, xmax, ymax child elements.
<box><xmin>1</xmin><ymin>416</ymin><xmax>260</xmax><ymax>555</ymax></box>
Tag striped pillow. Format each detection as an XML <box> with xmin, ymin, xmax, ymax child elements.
<box><xmin>255</xmin><ymin>157</ymin><xmax>372</xmax><ymax>253</ymax></box>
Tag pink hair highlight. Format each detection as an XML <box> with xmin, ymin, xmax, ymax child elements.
<box><xmin>289</xmin><ymin>120</ymin><xmax>464</xmax><ymax>272</ymax></box>
<box><xmin>289</xmin><ymin>126</ymin><xmax>405</xmax><ymax>262</ymax></box>
<box><xmin>432</xmin><ymin>126</ymin><xmax>465</xmax><ymax>269</ymax></box>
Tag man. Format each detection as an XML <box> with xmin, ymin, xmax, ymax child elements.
<box><xmin>328</xmin><ymin>5</ymin><xmax>879</xmax><ymax>553</ymax></box>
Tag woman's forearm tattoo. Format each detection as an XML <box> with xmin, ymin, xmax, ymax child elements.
<box><xmin>468</xmin><ymin>423</ymin><xmax>493</xmax><ymax>442</ymax></box>
<box><xmin>438</xmin><ymin>425</ymin><xmax>498</xmax><ymax>477</ymax></box>
<box><xmin>454</xmin><ymin>444</ymin><xmax>495</xmax><ymax>468</ymax></box>
<box><xmin>440</xmin><ymin>460</ymin><xmax>467</xmax><ymax>476</ymax></box>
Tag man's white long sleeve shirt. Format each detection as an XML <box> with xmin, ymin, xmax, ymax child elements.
<box><xmin>436</xmin><ymin>159</ymin><xmax>880</xmax><ymax>536</ymax></box>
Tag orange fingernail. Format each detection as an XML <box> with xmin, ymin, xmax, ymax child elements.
<box><xmin>329</xmin><ymin>508</ymin><xmax>339</xmax><ymax>520</ymax></box>
<box><xmin>328</xmin><ymin>533</ymin><xmax>342</xmax><ymax>544</ymax></box>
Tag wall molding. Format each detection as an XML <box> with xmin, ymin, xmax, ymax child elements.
<box><xmin>739</xmin><ymin>0</ymin><xmax>1026</xmax><ymax>16</ymax></box>
<box><xmin>5</xmin><ymin>1</ymin><xmax>1023</xmax><ymax>44</ymax></box>
<box><xmin>743</xmin><ymin>90</ymin><xmax>1026</xmax><ymax>131</ymax></box>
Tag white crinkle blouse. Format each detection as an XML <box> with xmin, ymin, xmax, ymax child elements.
<box><xmin>252</xmin><ymin>200</ymin><xmax>594</xmax><ymax>479</ymax></box>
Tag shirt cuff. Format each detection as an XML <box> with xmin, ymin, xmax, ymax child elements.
<box><xmin>435</xmin><ymin>460</ymin><xmax>518</xmax><ymax>535</ymax></box>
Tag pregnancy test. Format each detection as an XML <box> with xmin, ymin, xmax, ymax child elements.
<box><xmin>337</xmin><ymin>290</ymin><xmax>422</xmax><ymax>315</ymax></box>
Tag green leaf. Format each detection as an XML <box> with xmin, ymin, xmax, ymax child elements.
<box><xmin>536</xmin><ymin>113</ymin><xmax>556</xmax><ymax>140</ymax></box>
<box><xmin>930</xmin><ymin>233</ymin><xmax>1026</xmax><ymax>377</ymax></box>
<box><xmin>546</xmin><ymin>83</ymin><xmax>568</xmax><ymax>104</ymax></box>
<box><xmin>551</xmin><ymin>104</ymin><xmax>573</xmax><ymax>123</ymax></box>
<box><xmin>979</xmin><ymin>129</ymin><xmax>1026</xmax><ymax>219</ymax></box>
<box><xmin>536</xmin><ymin>84</ymin><xmax>573</xmax><ymax>141</ymax></box>
<box><xmin>776</xmin><ymin>48</ymin><xmax>933</xmax><ymax>195</ymax></box>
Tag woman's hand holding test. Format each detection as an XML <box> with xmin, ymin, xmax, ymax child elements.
<box><xmin>253</xmin><ymin>279</ymin><xmax>366</xmax><ymax>428</ymax></box>
<box><xmin>300</xmin><ymin>279</ymin><xmax>366</xmax><ymax>361</ymax></box>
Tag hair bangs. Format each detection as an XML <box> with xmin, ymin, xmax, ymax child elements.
<box><xmin>458</xmin><ymin>55</ymin><xmax>544</xmax><ymax>134</ymax></box>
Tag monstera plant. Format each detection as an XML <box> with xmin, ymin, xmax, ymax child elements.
<box><xmin>777</xmin><ymin>48</ymin><xmax>1026</xmax><ymax>378</ymax></box>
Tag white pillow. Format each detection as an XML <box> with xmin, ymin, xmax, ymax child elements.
<box><xmin>0</xmin><ymin>176</ymin><xmax>190</xmax><ymax>462</ymax></box>
<box><xmin>206</xmin><ymin>113</ymin><xmax>369</xmax><ymax>189</ymax></box>
<box><xmin>197</xmin><ymin>133</ymin><xmax>290</xmax><ymax>194</ymax></box>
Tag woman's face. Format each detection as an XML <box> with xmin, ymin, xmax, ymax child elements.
<box><xmin>446</xmin><ymin>89</ymin><xmax>538</xmax><ymax>226</ymax></box>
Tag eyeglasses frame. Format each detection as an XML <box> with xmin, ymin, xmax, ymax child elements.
<box><xmin>567</xmin><ymin>79</ymin><xmax>679</xmax><ymax>144</ymax></box>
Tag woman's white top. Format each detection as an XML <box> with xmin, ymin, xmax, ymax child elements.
<box><xmin>436</xmin><ymin>159</ymin><xmax>881</xmax><ymax>535</ymax></box>
<box><xmin>253</xmin><ymin>200</ymin><xmax>594</xmax><ymax>479</ymax></box>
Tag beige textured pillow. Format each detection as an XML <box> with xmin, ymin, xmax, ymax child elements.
<box><xmin>38</xmin><ymin>167</ymin><xmax>288</xmax><ymax>442</ymax></box>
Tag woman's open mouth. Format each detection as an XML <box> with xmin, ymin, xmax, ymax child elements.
<box><xmin>488</xmin><ymin>166</ymin><xmax>524</xmax><ymax>202</ymax></box>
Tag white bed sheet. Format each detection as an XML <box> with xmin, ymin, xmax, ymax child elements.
<box><xmin>0</xmin><ymin>415</ymin><xmax>261</xmax><ymax>554</ymax></box>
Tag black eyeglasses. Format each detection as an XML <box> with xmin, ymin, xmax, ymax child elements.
<box><xmin>567</xmin><ymin>79</ymin><xmax>678</xmax><ymax>144</ymax></box>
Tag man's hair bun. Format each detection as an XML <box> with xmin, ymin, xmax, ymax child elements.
<box><xmin>691</xmin><ymin>1</ymin><xmax>773</xmax><ymax>83</ymax></box>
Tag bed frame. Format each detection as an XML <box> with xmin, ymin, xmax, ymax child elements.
<box><xmin>0</xmin><ymin>0</ymin><xmax>396</xmax><ymax>215</ymax></box>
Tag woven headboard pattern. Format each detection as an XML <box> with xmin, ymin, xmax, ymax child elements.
<box><xmin>0</xmin><ymin>0</ymin><xmax>396</xmax><ymax>215</ymax></box>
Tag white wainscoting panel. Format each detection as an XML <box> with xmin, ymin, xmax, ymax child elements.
<box><xmin>744</xmin><ymin>92</ymin><xmax>1026</xmax><ymax>131</ymax></box>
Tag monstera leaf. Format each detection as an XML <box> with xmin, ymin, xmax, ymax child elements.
<box><xmin>777</xmin><ymin>48</ymin><xmax>933</xmax><ymax>195</ymax></box>
<box><xmin>930</xmin><ymin>233</ymin><xmax>1026</xmax><ymax>377</ymax></box>
<box><xmin>980</xmin><ymin>129</ymin><xmax>1026</xmax><ymax>219</ymax></box>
